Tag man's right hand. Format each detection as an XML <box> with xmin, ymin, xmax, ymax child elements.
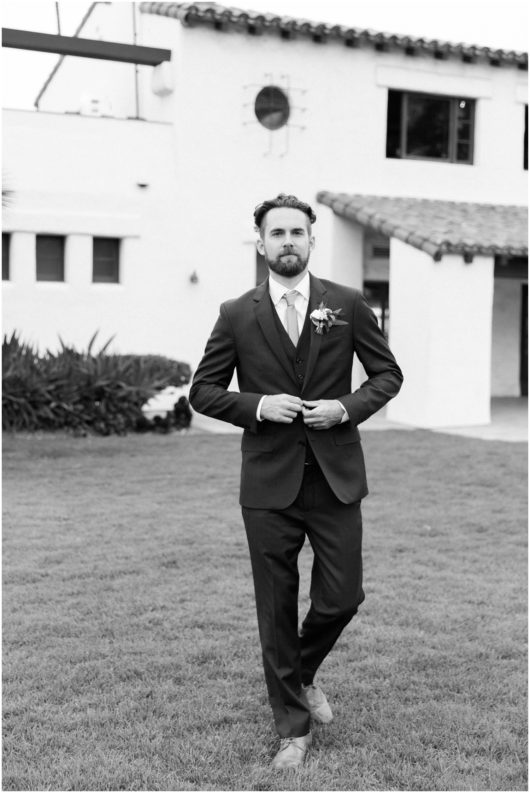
<box><xmin>261</xmin><ymin>394</ymin><xmax>303</xmax><ymax>423</ymax></box>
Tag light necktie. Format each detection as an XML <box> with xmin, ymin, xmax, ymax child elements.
<box><xmin>282</xmin><ymin>290</ymin><xmax>299</xmax><ymax>346</ymax></box>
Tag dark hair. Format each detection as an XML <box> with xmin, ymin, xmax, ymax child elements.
<box><xmin>253</xmin><ymin>193</ymin><xmax>317</xmax><ymax>232</ymax></box>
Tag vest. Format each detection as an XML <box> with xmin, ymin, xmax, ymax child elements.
<box><xmin>271</xmin><ymin>301</ymin><xmax>317</xmax><ymax>464</ymax></box>
<box><xmin>270</xmin><ymin>298</ymin><xmax>312</xmax><ymax>392</ymax></box>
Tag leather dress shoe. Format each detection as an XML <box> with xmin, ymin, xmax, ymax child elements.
<box><xmin>271</xmin><ymin>732</ymin><xmax>312</xmax><ymax>769</ymax></box>
<box><xmin>301</xmin><ymin>683</ymin><xmax>333</xmax><ymax>724</ymax></box>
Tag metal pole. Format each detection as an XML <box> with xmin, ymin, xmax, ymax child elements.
<box><xmin>55</xmin><ymin>2</ymin><xmax>61</xmax><ymax>35</ymax></box>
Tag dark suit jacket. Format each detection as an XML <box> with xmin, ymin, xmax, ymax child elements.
<box><xmin>190</xmin><ymin>274</ymin><xmax>403</xmax><ymax>509</ymax></box>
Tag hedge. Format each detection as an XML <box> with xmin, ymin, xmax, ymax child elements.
<box><xmin>2</xmin><ymin>332</ymin><xmax>191</xmax><ymax>435</ymax></box>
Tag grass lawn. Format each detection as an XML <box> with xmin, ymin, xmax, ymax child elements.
<box><xmin>2</xmin><ymin>428</ymin><xmax>527</xmax><ymax>791</ymax></box>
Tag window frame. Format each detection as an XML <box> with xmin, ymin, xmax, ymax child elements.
<box><xmin>388</xmin><ymin>89</ymin><xmax>475</xmax><ymax>165</ymax></box>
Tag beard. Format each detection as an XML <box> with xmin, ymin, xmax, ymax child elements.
<box><xmin>265</xmin><ymin>251</ymin><xmax>309</xmax><ymax>277</ymax></box>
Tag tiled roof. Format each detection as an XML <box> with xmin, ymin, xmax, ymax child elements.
<box><xmin>316</xmin><ymin>192</ymin><xmax>528</xmax><ymax>261</ymax></box>
<box><xmin>139</xmin><ymin>2</ymin><xmax>527</xmax><ymax>69</ymax></box>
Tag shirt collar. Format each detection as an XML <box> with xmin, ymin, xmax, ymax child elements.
<box><xmin>269</xmin><ymin>270</ymin><xmax>310</xmax><ymax>306</ymax></box>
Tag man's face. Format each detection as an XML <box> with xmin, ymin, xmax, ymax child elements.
<box><xmin>257</xmin><ymin>207</ymin><xmax>315</xmax><ymax>278</ymax></box>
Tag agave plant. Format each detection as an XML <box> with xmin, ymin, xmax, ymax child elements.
<box><xmin>2</xmin><ymin>331</ymin><xmax>191</xmax><ymax>435</ymax></box>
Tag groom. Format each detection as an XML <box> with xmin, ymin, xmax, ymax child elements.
<box><xmin>189</xmin><ymin>193</ymin><xmax>403</xmax><ymax>769</ymax></box>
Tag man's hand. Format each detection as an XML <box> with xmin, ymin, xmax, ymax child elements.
<box><xmin>302</xmin><ymin>399</ymin><xmax>345</xmax><ymax>429</ymax></box>
<box><xmin>261</xmin><ymin>394</ymin><xmax>303</xmax><ymax>423</ymax></box>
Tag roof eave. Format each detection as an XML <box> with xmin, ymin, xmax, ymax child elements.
<box><xmin>316</xmin><ymin>191</ymin><xmax>529</xmax><ymax>261</ymax></box>
<box><xmin>139</xmin><ymin>2</ymin><xmax>528</xmax><ymax>68</ymax></box>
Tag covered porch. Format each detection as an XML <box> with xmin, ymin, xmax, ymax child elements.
<box><xmin>317</xmin><ymin>192</ymin><xmax>528</xmax><ymax>429</ymax></box>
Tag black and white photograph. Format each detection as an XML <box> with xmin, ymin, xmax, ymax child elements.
<box><xmin>2</xmin><ymin>0</ymin><xmax>528</xmax><ymax>789</ymax></box>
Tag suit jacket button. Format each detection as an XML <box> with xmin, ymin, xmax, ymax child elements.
<box><xmin>297</xmin><ymin>374</ymin><xmax>304</xmax><ymax>380</ymax></box>
<box><xmin>296</xmin><ymin>358</ymin><xmax>303</xmax><ymax>364</ymax></box>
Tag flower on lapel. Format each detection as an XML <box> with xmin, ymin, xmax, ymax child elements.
<box><xmin>310</xmin><ymin>302</ymin><xmax>348</xmax><ymax>335</ymax></box>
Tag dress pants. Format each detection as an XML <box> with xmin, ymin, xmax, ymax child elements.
<box><xmin>242</xmin><ymin>461</ymin><xmax>364</xmax><ymax>738</ymax></box>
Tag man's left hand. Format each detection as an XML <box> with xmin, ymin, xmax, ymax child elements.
<box><xmin>302</xmin><ymin>400</ymin><xmax>345</xmax><ymax>429</ymax></box>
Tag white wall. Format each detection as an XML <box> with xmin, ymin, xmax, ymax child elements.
<box><xmin>375</xmin><ymin>63</ymin><xmax>528</xmax><ymax>201</ymax></box>
<box><xmin>329</xmin><ymin>215</ymin><xmax>364</xmax><ymax>288</ymax></box>
<box><xmin>2</xmin><ymin>110</ymin><xmax>195</xmax><ymax>361</ymax></box>
<box><xmin>387</xmin><ymin>240</ymin><xmax>494</xmax><ymax>427</ymax></box>
<box><xmin>151</xmin><ymin>21</ymin><xmax>527</xmax><ymax>368</ymax></box>
<box><xmin>491</xmin><ymin>278</ymin><xmax>525</xmax><ymax>396</ymax></box>
<box><xmin>165</xmin><ymin>20</ymin><xmax>528</xmax><ymax>203</ymax></box>
<box><xmin>4</xmin><ymin>6</ymin><xmax>527</xmax><ymax>390</ymax></box>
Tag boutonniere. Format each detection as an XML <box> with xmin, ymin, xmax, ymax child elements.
<box><xmin>310</xmin><ymin>302</ymin><xmax>348</xmax><ymax>335</ymax></box>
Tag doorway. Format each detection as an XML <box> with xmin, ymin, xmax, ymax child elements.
<box><xmin>521</xmin><ymin>283</ymin><xmax>528</xmax><ymax>397</ymax></box>
<box><xmin>492</xmin><ymin>256</ymin><xmax>528</xmax><ymax>397</ymax></box>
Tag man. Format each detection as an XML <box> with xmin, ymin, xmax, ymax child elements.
<box><xmin>189</xmin><ymin>194</ymin><xmax>403</xmax><ymax>769</ymax></box>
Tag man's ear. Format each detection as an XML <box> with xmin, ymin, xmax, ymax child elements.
<box><xmin>309</xmin><ymin>236</ymin><xmax>316</xmax><ymax>250</ymax></box>
<box><xmin>256</xmin><ymin>237</ymin><xmax>265</xmax><ymax>255</ymax></box>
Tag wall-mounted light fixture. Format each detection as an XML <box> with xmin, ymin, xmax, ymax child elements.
<box><xmin>189</xmin><ymin>270</ymin><xmax>199</xmax><ymax>284</ymax></box>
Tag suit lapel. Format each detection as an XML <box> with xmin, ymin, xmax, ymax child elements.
<box><xmin>301</xmin><ymin>274</ymin><xmax>327</xmax><ymax>395</ymax></box>
<box><xmin>253</xmin><ymin>279</ymin><xmax>298</xmax><ymax>383</ymax></box>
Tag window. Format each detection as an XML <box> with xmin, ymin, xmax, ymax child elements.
<box><xmin>256</xmin><ymin>249</ymin><xmax>268</xmax><ymax>285</ymax></box>
<box><xmin>521</xmin><ymin>283</ymin><xmax>528</xmax><ymax>396</ymax></box>
<box><xmin>2</xmin><ymin>233</ymin><xmax>10</xmax><ymax>280</ymax></box>
<box><xmin>36</xmin><ymin>235</ymin><xmax>64</xmax><ymax>281</ymax></box>
<box><xmin>364</xmin><ymin>281</ymin><xmax>389</xmax><ymax>339</ymax></box>
<box><xmin>255</xmin><ymin>86</ymin><xmax>290</xmax><ymax>130</ymax></box>
<box><xmin>494</xmin><ymin>255</ymin><xmax>528</xmax><ymax>280</ymax></box>
<box><xmin>93</xmin><ymin>237</ymin><xmax>120</xmax><ymax>283</ymax></box>
<box><xmin>386</xmin><ymin>90</ymin><xmax>475</xmax><ymax>164</ymax></box>
<box><xmin>523</xmin><ymin>105</ymin><xmax>528</xmax><ymax>171</ymax></box>
<box><xmin>371</xmin><ymin>241</ymin><xmax>390</xmax><ymax>259</ymax></box>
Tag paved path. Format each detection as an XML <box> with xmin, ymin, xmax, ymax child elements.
<box><xmin>430</xmin><ymin>397</ymin><xmax>527</xmax><ymax>443</ymax></box>
<box><xmin>190</xmin><ymin>397</ymin><xmax>527</xmax><ymax>443</ymax></box>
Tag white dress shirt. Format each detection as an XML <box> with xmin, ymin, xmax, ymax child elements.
<box><xmin>268</xmin><ymin>271</ymin><xmax>310</xmax><ymax>337</ymax></box>
<box><xmin>256</xmin><ymin>272</ymin><xmax>348</xmax><ymax>423</ymax></box>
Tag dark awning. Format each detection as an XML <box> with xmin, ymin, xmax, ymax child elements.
<box><xmin>317</xmin><ymin>191</ymin><xmax>528</xmax><ymax>261</ymax></box>
<box><xmin>2</xmin><ymin>28</ymin><xmax>171</xmax><ymax>65</ymax></box>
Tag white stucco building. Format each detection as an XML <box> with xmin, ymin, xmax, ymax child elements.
<box><xmin>2</xmin><ymin>1</ymin><xmax>528</xmax><ymax>427</ymax></box>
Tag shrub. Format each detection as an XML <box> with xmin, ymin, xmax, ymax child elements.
<box><xmin>2</xmin><ymin>332</ymin><xmax>191</xmax><ymax>435</ymax></box>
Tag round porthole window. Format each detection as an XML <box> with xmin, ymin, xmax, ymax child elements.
<box><xmin>254</xmin><ymin>86</ymin><xmax>290</xmax><ymax>130</ymax></box>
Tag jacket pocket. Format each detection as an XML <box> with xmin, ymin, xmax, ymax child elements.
<box><xmin>332</xmin><ymin>424</ymin><xmax>361</xmax><ymax>445</ymax></box>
